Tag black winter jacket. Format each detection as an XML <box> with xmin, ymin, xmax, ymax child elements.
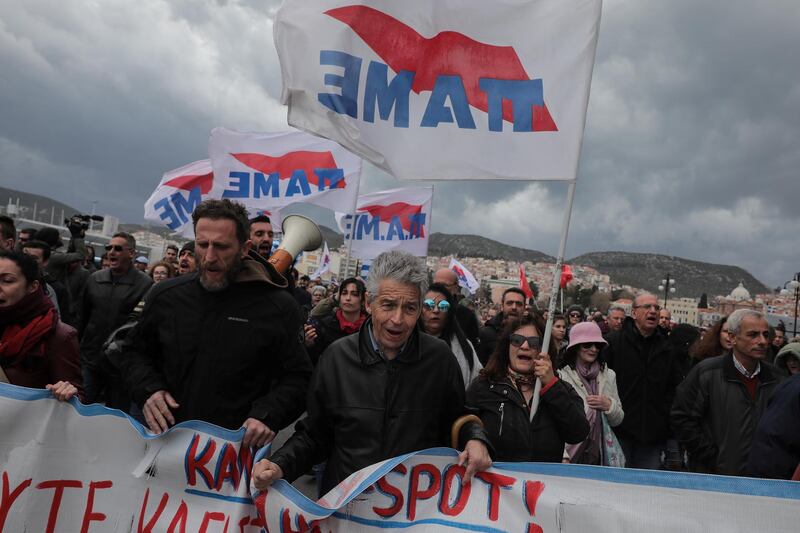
<box><xmin>270</xmin><ymin>319</ymin><xmax>491</xmax><ymax>494</ymax></box>
<box><xmin>119</xmin><ymin>259</ymin><xmax>312</xmax><ymax>431</ymax></box>
<box><xmin>466</xmin><ymin>377</ymin><xmax>589</xmax><ymax>462</ymax></box>
<box><xmin>746</xmin><ymin>373</ymin><xmax>800</xmax><ymax>479</ymax></box>
<box><xmin>603</xmin><ymin>317</ymin><xmax>682</xmax><ymax>445</ymax></box>
<box><xmin>671</xmin><ymin>353</ymin><xmax>783</xmax><ymax>475</ymax></box>
<box><xmin>78</xmin><ymin>266</ymin><xmax>152</xmax><ymax>369</ymax></box>
<box><xmin>477</xmin><ymin>312</ymin><xmax>506</xmax><ymax>366</ymax></box>
<box><xmin>453</xmin><ymin>302</ymin><xmax>481</xmax><ymax>352</ymax></box>
<box><xmin>306</xmin><ymin>309</ymin><xmax>365</xmax><ymax>365</ymax></box>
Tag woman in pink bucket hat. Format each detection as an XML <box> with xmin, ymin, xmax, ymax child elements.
<box><xmin>558</xmin><ymin>321</ymin><xmax>625</xmax><ymax>465</ymax></box>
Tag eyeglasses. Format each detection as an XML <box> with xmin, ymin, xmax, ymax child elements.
<box><xmin>569</xmin><ymin>312</ymin><xmax>581</xmax><ymax>318</ymax></box>
<box><xmin>634</xmin><ymin>303</ymin><xmax>662</xmax><ymax>311</ymax></box>
<box><xmin>423</xmin><ymin>299</ymin><xmax>450</xmax><ymax>312</ymax></box>
<box><xmin>580</xmin><ymin>342</ymin><xmax>605</xmax><ymax>350</ymax></box>
<box><xmin>509</xmin><ymin>334</ymin><xmax>541</xmax><ymax>350</ymax></box>
<box><xmin>104</xmin><ymin>244</ymin><xmax>127</xmax><ymax>252</ymax></box>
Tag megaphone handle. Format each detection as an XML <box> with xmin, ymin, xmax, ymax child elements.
<box><xmin>267</xmin><ymin>250</ymin><xmax>293</xmax><ymax>275</ymax></box>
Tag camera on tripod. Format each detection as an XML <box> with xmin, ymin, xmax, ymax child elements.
<box><xmin>64</xmin><ymin>213</ymin><xmax>104</xmax><ymax>232</ymax></box>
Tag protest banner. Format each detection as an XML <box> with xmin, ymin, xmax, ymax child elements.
<box><xmin>208</xmin><ymin>127</ymin><xmax>362</xmax><ymax>215</ymax></box>
<box><xmin>334</xmin><ymin>187</ymin><xmax>433</xmax><ymax>260</ymax></box>
<box><xmin>1</xmin><ymin>383</ymin><xmax>799</xmax><ymax>532</ymax></box>
<box><xmin>274</xmin><ymin>0</ymin><xmax>601</xmax><ymax>181</ymax></box>
<box><xmin>0</xmin><ymin>383</ymin><xmax>261</xmax><ymax>532</ymax></box>
<box><xmin>258</xmin><ymin>448</ymin><xmax>800</xmax><ymax>532</ymax></box>
<box><xmin>144</xmin><ymin>159</ymin><xmax>214</xmax><ymax>237</ymax></box>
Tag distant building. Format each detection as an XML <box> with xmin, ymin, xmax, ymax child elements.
<box><xmin>715</xmin><ymin>282</ymin><xmax>763</xmax><ymax>315</ymax></box>
<box><xmin>665</xmin><ymin>297</ymin><xmax>700</xmax><ymax>325</ymax></box>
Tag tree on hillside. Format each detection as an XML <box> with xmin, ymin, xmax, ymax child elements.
<box><xmin>698</xmin><ymin>293</ymin><xmax>708</xmax><ymax>308</ymax></box>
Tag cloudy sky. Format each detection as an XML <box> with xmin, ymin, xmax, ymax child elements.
<box><xmin>1</xmin><ymin>0</ymin><xmax>798</xmax><ymax>288</ymax></box>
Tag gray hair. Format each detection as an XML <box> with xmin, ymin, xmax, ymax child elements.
<box><xmin>311</xmin><ymin>285</ymin><xmax>326</xmax><ymax>295</ymax></box>
<box><xmin>608</xmin><ymin>305</ymin><xmax>626</xmax><ymax>314</ymax></box>
<box><xmin>366</xmin><ymin>250</ymin><xmax>428</xmax><ymax>302</ymax></box>
<box><xmin>726</xmin><ymin>309</ymin><xmax>764</xmax><ymax>334</ymax></box>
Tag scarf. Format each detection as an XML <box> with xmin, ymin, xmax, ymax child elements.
<box><xmin>336</xmin><ymin>308</ymin><xmax>366</xmax><ymax>335</ymax></box>
<box><xmin>566</xmin><ymin>360</ymin><xmax>603</xmax><ymax>464</ymax></box>
<box><xmin>0</xmin><ymin>288</ymin><xmax>56</xmax><ymax>360</ymax></box>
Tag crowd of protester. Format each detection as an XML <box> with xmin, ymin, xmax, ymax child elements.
<box><xmin>1</xmin><ymin>202</ymin><xmax>799</xmax><ymax>498</ymax></box>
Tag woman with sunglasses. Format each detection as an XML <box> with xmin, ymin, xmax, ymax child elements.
<box><xmin>558</xmin><ymin>322</ymin><xmax>624</xmax><ymax>464</ymax></box>
<box><xmin>0</xmin><ymin>249</ymin><xmax>83</xmax><ymax>401</ymax></box>
<box><xmin>466</xmin><ymin>315</ymin><xmax>589</xmax><ymax>462</ymax></box>
<box><xmin>418</xmin><ymin>283</ymin><xmax>481</xmax><ymax>389</ymax></box>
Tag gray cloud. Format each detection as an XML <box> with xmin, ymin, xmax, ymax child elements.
<box><xmin>0</xmin><ymin>0</ymin><xmax>797</xmax><ymax>288</ymax></box>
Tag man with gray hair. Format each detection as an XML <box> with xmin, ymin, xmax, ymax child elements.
<box><xmin>254</xmin><ymin>250</ymin><xmax>492</xmax><ymax>495</ymax></box>
<box><xmin>606</xmin><ymin>305</ymin><xmax>626</xmax><ymax>332</ymax></box>
<box><xmin>671</xmin><ymin>309</ymin><xmax>783</xmax><ymax>475</ymax></box>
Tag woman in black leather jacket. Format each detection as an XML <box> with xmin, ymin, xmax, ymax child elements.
<box><xmin>466</xmin><ymin>315</ymin><xmax>589</xmax><ymax>462</ymax></box>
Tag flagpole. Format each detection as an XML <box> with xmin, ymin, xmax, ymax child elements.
<box><xmin>343</xmin><ymin>175</ymin><xmax>363</xmax><ymax>278</ymax></box>
<box><xmin>530</xmin><ymin>179</ymin><xmax>577</xmax><ymax>422</ymax></box>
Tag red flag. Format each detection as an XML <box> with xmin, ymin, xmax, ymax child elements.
<box><xmin>519</xmin><ymin>264</ymin><xmax>533</xmax><ymax>299</ymax></box>
<box><xmin>560</xmin><ymin>264</ymin><xmax>574</xmax><ymax>289</ymax></box>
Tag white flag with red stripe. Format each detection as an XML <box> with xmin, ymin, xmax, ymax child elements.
<box><xmin>448</xmin><ymin>257</ymin><xmax>481</xmax><ymax>294</ymax></box>
<box><xmin>208</xmin><ymin>127</ymin><xmax>362</xmax><ymax>214</ymax></box>
<box><xmin>144</xmin><ymin>159</ymin><xmax>214</xmax><ymax>238</ymax></box>
<box><xmin>274</xmin><ymin>0</ymin><xmax>601</xmax><ymax>180</ymax></box>
<box><xmin>334</xmin><ymin>186</ymin><xmax>433</xmax><ymax>260</ymax></box>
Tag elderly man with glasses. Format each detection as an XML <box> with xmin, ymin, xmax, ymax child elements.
<box><xmin>602</xmin><ymin>293</ymin><xmax>683</xmax><ymax>469</ymax></box>
<box><xmin>78</xmin><ymin>232</ymin><xmax>152</xmax><ymax>408</ymax></box>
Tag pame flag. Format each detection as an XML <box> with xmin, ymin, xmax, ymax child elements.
<box><xmin>335</xmin><ymin>187</ymin><xmax>432</xmax><ymax>260</ymax></box>
<box><xmin>144</xmin><ymin>159</ymin><xmax>214</xmax><ymax>237</ymax></box>
<box><xmin>274</xmin><ymin>0</ymin><xmax>601</xmax><ymax>181</ymax></box>
<box><xmin>209</xmin><ymin>127</ymin><xmax>362</xmax><ymax>214</ymax></box>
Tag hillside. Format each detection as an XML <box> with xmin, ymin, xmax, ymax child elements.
<box><xmin>0</xmin><ymin>186</ymin><xmax>81</xmax><ymax>224</ymax></box>
<box><xmin>428</xmin><ymin>233</ymin><xmax>555</xmax><ymax>263</ymax></box>
<box><xmin>569</xmin><ymin>251</ymin><xmax>770</xmax><ymax>298</ymax></box>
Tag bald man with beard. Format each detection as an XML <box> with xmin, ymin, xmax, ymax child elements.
<box><xmin>433</xmin><ymin>268</ymin><xmax>481</xmax><ymax>349</ymax></box>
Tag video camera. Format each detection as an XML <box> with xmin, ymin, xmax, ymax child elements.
<box><xmin>64</xmin><ymin>213</ymin><xmax>105</xmax><ymax>232</ymax></box>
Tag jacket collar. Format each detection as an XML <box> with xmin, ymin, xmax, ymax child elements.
<box><xmin>193</xmin><ymin>254</ymin><xmax>288</xmax><ymax>292</ymax></box>
<box><xmin>721</xmin><ymin>351</ymin><xmax>779</xmax><ymax>384</ymax></box>
<box><xmin>621</xmin><ymin>316</ymin><xmax>663</xmax><ymax>342</ymax></box>
<box><xmin>95</xmin><ymin>266</ymin><xmax>141</xmax><ymax>285</ymax></box>
<box><xmin>357</xmin><ymin>317</ymin><xmax>421</xmax><ymax>366</ymax></box>
<box><xmin>237</xmin><ymin>251</ymin><xmax>287</xmax><ymax>288</ymax></box>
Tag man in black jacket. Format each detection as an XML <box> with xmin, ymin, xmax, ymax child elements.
<box><xmin>120</xmin><ymin>200</ymin><xmax>312</xmax><ymax>448</ymax></box>
<box><xmin>254</xmin><ymin>250</ymin><xmax>492</xmax><ymax>494</ymax></box>
<box><xmin>78</xmin><ymin>231</ymin><xmax>152</xmax><ymax>408</ymax></box>
<box><xmin>672</xmin><ymin>309</ymin><xmax>782</xmax><ymax>475</ymax></box>
<box><xmin>603</xmin><ymin>293</ymin><xmax>682</xmax><ymax>469</ymax></box>
<box><xmin>477</xmin><ymin>287</ymin><xmax>526</xmax><ymax>365</ymax></box>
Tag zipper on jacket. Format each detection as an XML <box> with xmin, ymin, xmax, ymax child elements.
<box><xmin>498</xmin><ymin>402</ymin><xmax>505</xmax><ymax>437</ymax></box>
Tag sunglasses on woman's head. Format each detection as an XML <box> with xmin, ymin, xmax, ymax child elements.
<box><xmin>423</xmin><ymin>299</ymin><xmax>450</xmax><ymax>312</ymax></box>
<box><xmin>580</xmin><ymin>342</ymin><xmax>605</xmax><ymax>350</ymax></box>
<box><xmin>104</xmin><ymin>244</ymin><xmax>126</xmax><ymax>252</ymax></box>
<box><xmin>509</xmin><ymin>334</ymin><xmax>541</xmax><ymax>350</ymax></box>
